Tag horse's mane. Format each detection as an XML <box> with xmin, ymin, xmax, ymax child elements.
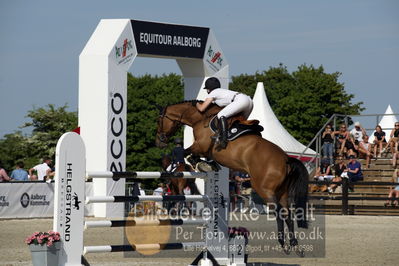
<box><xmin>166</xmin><ymin>100</ymin><xmax>203</xmax><ymax>106</ymax></box>
<box><xmin>163</xmin><ymin>100</ymin><xmax>221</xmax><ymax>117</ymax></box>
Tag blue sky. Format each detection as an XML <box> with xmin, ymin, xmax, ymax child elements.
<box><xmin>0</xmin><ymin>0</ymin><xmax>398</xmax><ymax>138</ymax></box>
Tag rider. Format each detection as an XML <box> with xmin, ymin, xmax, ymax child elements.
<box><xmin>169</xmin><ymin>138</ymin><xmax>185</xmax><ymax>172</ymax></box>
<box><xmin>196</xmin><ymin>77</ymin><xmax>253</xmax><ymax>149</ymax></box>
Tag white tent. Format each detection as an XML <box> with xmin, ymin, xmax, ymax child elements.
<box><xmin>248</xmin><ymin>82</ymin><xmax>316</xmax><ymax>158</ymax></box>
<box><xmin>368</xmin><ymin>105</ymin><xmax>398</xmax><ymax>143</ymax></box>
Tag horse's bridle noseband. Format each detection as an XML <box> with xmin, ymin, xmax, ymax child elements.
<box><xmin>157</xmin><ymin>104</ymin><xmax>192</xmax><ymax>144</ymax></box>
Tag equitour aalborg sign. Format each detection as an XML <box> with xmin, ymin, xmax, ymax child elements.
<box><xmin>131</xmin><ymin>20</ymin><xmax>209</xmax><ymax>59</ymax></box>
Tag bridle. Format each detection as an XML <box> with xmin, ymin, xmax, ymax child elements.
<box><xmin>157</xmin><ymin>104</ymin><xmax>191</xmax><ymax>144</ymax></box>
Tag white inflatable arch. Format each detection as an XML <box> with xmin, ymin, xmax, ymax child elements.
<box><xmin>79</xmin><ymin>19</ymin><xmax>229</xmax><ymax>217</ymax></box>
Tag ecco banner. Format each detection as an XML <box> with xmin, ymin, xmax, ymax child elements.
<box><xmin>131</xmin><ymin>20</ymin><xmax>209</xmax><ymax>59</ymax></box>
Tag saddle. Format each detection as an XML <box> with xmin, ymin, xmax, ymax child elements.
<box><xmin>209</xmin><ymin>115</ymin><xmax>264</xmax><ymax>141</ymax></box>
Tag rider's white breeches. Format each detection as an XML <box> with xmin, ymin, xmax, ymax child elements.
<box><xmin>217</xmin><ymin>94</ymin><xmax>253</xmax><ymax>119</ymax></box>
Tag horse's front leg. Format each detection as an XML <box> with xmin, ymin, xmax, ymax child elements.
<box><xmin>184</xmin><ymin>142</ymin><xmax>204</xmax><ymax>166</ymax></box>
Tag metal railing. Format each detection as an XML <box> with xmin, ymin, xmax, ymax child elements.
<box><xmin>297</xmin><ymin>112</ymin><xmax>399</xmax><ymax>172</ymax></box>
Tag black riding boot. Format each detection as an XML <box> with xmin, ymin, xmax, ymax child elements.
<box><xmin>218</xmin><ymin>116</ymin><xmax>228</xmax><ymax>149</ymax></box>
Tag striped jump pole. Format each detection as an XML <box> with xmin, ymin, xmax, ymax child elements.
<box><xmin>86</xmin><ymin>171</ymin><xmax>208</xmax><ymax>180</ymax></box>
<box><xmin>85</xmin><ymin>218</ymin><xmax>206</xmax><ymax>229</ymax></box>
<box><xmin>83</xmin><ymin>242</ymin><xmax>206</xmax><ymax>254</ymax></box>
<box><xmin>85</xmin><ymin>195</ymin><xmax>206</xmax><ymax>204</ymax></box>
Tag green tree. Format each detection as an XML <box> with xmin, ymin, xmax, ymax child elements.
<box><xmin>0</xmin><ymin>132</ymin><xmax>30</xmax><ymax>171</ymax></box>
<box><xmin>22</xmin><ymin>104</ymin><xmax>78</xmax><ymax>159</ymax></box>
<box><xmin>0</xmin><ymin>104</ymin><xmax>78</xmax><ymax>171</ymax></box>
<box><xmin>126</xmin><ymin>73</ymin><xmax>184</xmax><ymax>174</ymax></box>
<box><xmin>230</xmin><ymin>64</ymin><xmax>364</xmax><ymax>144</ymax></box>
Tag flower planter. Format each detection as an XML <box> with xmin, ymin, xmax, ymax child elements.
<box><xmin>29</xmin><ymin>241</ymin><xmax>61</xmax><ymax>266</ymax></box>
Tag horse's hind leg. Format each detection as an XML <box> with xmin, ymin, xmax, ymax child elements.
<box><xmin>275</xmin><ymin>203</ymin><xmax>286</xmax><ymax>248</ymax></box>
<box><xmin>280</xmin><ymin>193</ymin><xmax>304</xmax><ymax>257</ymax></box>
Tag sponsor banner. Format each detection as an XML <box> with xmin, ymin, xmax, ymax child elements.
<box><xmin>0</xmin><ymin>183</ymin><xmax>53</xmax><ymax>218</ymax></box>
<box><xmin>131</xmin><ymin>20</ymin><xmax>209</xmax><ymax>59</ymax></box>
<box><xmin>111</xmin><ymin>21</ymin><xmax>136</xmax><ymax>69</ymax></box>
<box><xmin>203</xmin><ymin>30</ymin><xmax>227</xmax><ymax>74</ymax></box>
<box><xmin>0</xmin><ymin>183</ymin><xmax>94</xmax><ymax>218</ymax></box>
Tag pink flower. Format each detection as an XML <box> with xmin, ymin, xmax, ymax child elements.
<box><xmin>26</xmin><ymin>231</ymin><xmax>61</xmax><ymax>246</ymax></box>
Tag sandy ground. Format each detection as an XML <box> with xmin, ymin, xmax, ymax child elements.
<box><xmin>1</xmin><ymin>215</ymin><xmax>398</xmax><ymax>266</ymax></box>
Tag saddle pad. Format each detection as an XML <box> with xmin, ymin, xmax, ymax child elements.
<box><xmin>209</xmin><ymin>116</ymin><xmax>264</xmax><ymax>141</ymax></box>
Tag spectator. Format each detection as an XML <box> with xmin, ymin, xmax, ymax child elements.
<box><xmin>384</xmin><ymin>169</ymin><xmax>399</xmax><ymax>207</ymax></box>
<box><xmin>153</xmin><ymin>183</ymin><xmax>164</xmax><ymax>196</ymax></box>
<box><xmin>343</xmin><ymin>155</ymin><xmax>363</xmax><ymax>191</ymax></box>
<box><xmin>327</xmin><ymin>156</ymin><xmax>347</xmax><ymax>193</ymax></box>
<box><xmin>358</xmin><ymin>135</ymin><xmax>373</xmax><ymax>169</ymax></box>
<box><xmin>166</xmin><ymin>138</ymin><xmax>185</xmax><ymax>172</ymax></box>
<box><xmin>46</xmin><ymin>167</ymin><xmax>56</xmax><ymax>182</ymax></box>
<box><xmin>29</xmin><ymin>157</ymin><xmax>52</xmax><ymax>181</ymax></box>
<box><xmin>232</xmin><ymin>171</ymin><xmax>251</xmax><ymax>212</ymax></box>
<box><xmin>229</xmin><ymin>171</ymin><xmax>239</xmax><ymax>210</ymax></box>
<box><xmin>10</xmin><ymin>161</ymin><xmax>29</xmax><ymax>181</ymax></box>
<box><xmin>314</xmin><ymin>159</ymin><xmax>334</xmax><ymax>181</ymax></box>
<box><xmin>334</xmin><ymin>124</ymin><xmax>350</xmax><ymax>156</ymax></box>
<box><xmin>392</xmin><ymin>144</ymin><xmax>399</xmax><ymax>168</ymax></box>
<box><xmin>0</xmin><ymin>161</ymin><xmax>11</xmax><ymax>182</ymax></box>
<box><xmin>346</xmin><ymin>137</ymin><xmax>359</xmax><ymax>158</ymax></box>
<box><xmin>385</xmin><ymin>122</ymin><xmax>399</xmax><ymax>155</ymax></box>
<box><xmin>373</xmin><ymin>125</ymin><xmax>386</xmax><ymax>158</ymax></box>
<box><xmin>321</xmin><ymin>125</ymin><xmax>334</xmax><ymax>165</ymax></box>
<box><xmin>350</xmin><ymin>121</ymin><xmax>366</xmax><ymax>145</ymax></box>
<box><xmin>153</xmin><ymin>183</ymin><xmax>164</xmax><ymax>210</ymax></box>
<box><xmin>311</xmin><ymin>159</ymin><xmax>334</xmax><ymax>192</ymax></box>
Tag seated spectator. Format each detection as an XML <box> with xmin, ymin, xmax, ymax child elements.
<box><xmin>343</xmin><ymin>155</ymin><xmax>363</xmax><ymax>191</ymax></box>
<box><xmin>321</xmin><ymin>125</ymin><xmax>334</xmax><ymax>165</ymax></box>
<box><xmin>385</xmin><ymin>169</ymin><xmax>399</xmax><ymax>207</ymax></box>
<box><xmin>385</xmin><ymin>122</ymin><xmax>399</xmax><ymax>155</ymax></box>
<box><xmin>345</xmin><ymin>137</ymin><xmax>359</xmax><ymax>158</ymax></box>
<box><xmin>358</xmin><ymin>135</ymin><xmax>373</xmax><ymax>169</ymax></box>
<box><xmin>29</xmin><ymin>157</ymin><xmax>52</xmax><ymax>181</ymax></box>
<box><xmin>350</xmin><ymin>121</ymin><xmax>366</xmax><ymax>145</ymax></box>
<box><xmin>334</xmin><ymin>124</ymin><xmax>350</xmax><ymax>156</ymax></box>
<box><xmin>328</xmin><ymin>156</ymin><xmax>347</xmax><ymax>193</ymax></box>
<box><xmin>392</xmin><ymin>144</ymin><xmax>399</xmax><ymax>168</ymax></box>
<box><xmin>0</xmin><ymin>161</ymin><xmax>11</xmax><ymax>182</ymax></box>
<box><xmin>314</xmin><ymin>159</ymin><xmax>334</xmax><ymax>181</ymax></box>
<box><xmin>10</xmin><ymin>161</ymin><xmax>29</xmax><ymax>181</ymax></box>
<box><xmin>311</xmin><ymin>159</ymin><xmax>334</xmax><ymax>192</ymax></box>
<box><xmin>373</xmin><ymin>125</ymin><xmax>387</xmax><ymax>158</ymax></box>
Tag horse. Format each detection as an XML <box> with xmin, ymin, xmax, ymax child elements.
<box><xmin>155</xmin><ymin>100</ymin><xmax>309</xmax><ymax>254</ymax></box>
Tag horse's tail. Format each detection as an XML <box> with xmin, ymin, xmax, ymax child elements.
<box><xmin>286</xmin><ymin>157</ymin><xmax>309</xmax><ymax>229</ymax></box>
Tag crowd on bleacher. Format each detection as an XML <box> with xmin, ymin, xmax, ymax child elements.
<box><xmin>313</xmin><ymin>121</ymin><xmax>399</xmax><ymax>194</ymax></box>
